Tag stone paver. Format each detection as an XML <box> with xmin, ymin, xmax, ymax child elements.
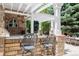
<box><xmin>64</xmin><ymin>44</ymin><xmax>79</xmax><ymax>56</ymax></box>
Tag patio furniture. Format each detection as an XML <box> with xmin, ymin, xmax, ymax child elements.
<box><xmin>21</xmin><ymin>33</ymin><xmax>37</xmax><ymax>56</ymax></box>
<box><xmin>43</xmin><ymin>35</ymin><xmax>55</xmax><ymax>55</ymax></box>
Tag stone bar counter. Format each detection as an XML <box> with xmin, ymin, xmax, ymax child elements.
<box><xmin>0</xmin><ymin>35</ymin><xmax>65</xmax><ymax>56</ymax></box>
<box><xmin>0</xmin><ymin>36</ymin><xmax>31</xmax><ymax>56</ymax></box>
<box><xmin>0</xmin><ymin>35</ymin><xmax>54</xmax><ymax>56</ymax></box>
<box><xmin>0</xmin><ymin>36</ymin><xmax>51</xmax><ymax>56</ymax></box>
<box><xmin>0</xmin><ymin>36</ymin><xmax>23</xmax><ymax>56</ymax></box>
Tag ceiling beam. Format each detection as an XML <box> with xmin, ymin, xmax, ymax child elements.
<box><xmin>23</xmin><ymin>4</ymin><xmax>32</xmax><ymax>13</ymax></box>
<box><xmin>4</xmin><ymin>10</ymin><xmax>30</xmax><ymax>16</ymax></box>
<box><xmin>35</xmin><ymin>4</ymin><xmax>52</xmax><ymax>13</ymax></box>
<box><xmin>31</xmin><ymin>4</ymin><xmax>43</xmax><ymax>13</ymax></box>
<box><xmin>17</xmin><ymin>3</ymin><xmax>23</xmax><ymax>12</ymax></box>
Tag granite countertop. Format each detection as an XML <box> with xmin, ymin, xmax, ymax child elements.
<box><xmin>5</xmin><ymin>35</ymin><xmax>24</xmax><ymax>39</ymax></box>
<box><xmin>5</xmin><ymin>35</ymin><xmax>47</xmax><ymax>39</ymax></box>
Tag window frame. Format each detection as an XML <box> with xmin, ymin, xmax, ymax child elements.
<box><xmin>8</xmin><ymin>18</ymin><xmax>17</xmax><ymax>28</ymax></box>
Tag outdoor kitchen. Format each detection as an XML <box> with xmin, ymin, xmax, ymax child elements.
<box><xmin>0</xmin><ymin>3</ymin><xmax>65</xmax><ymax>56</ymax></box>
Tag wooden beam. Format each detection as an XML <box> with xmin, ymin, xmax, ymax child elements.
<box><xmin>4</xmin><ymin>10</ymin><xmax>30</xmax><ymax>16</ymax></box>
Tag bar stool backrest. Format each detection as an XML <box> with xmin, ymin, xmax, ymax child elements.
<box><xmin>22</xmin><ymin>33</ymin><xmax>37</xmax><ymax>46</ymax></box>
<box><xmin>43</xmin><ymin>35</ymin><xmax>56</xmax><ymax>45</ymax></box>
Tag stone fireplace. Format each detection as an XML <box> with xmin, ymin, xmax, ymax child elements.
<box><xmin>4</xmin><ymin>13</ymin><xmax>26</xmax><ymax>35</ymax></box>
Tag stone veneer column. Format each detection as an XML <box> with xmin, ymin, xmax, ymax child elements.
<box><xmin>0</xmin><ymin>6</ymin><xmax>5</xmax><ymax>36</ymax></box>
<box><xmin>0</xmin><ymin>6</ymin><xmax>5</xmax><ymax>27</ymax></box>
<box><xmin>0</xmin><ymin>6</ymin><xmax>9</xmax><ymax>37</ymax></box>
<box><xmin>0</xmin><ymin>5</ymin><xmax>5</xmax><ymax>56</ymax></box>
<box><xmin>55</xmin><ymin>35</ymin><xmax>65</xmax><ymax>56</ymax></box>
<box><xmin>53</xmin><ymin>3</ymin><xmax>65</xmax><ymax>56</ymax></box>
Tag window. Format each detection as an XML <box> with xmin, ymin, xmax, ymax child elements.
<box><xmin>8</xmin><ymin>18</ymin><xmax>17</xmax><ymax>27</ymax></box>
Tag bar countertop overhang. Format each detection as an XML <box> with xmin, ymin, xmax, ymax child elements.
<box><xmin>4</xmin><ymin>35</ymin><xmax>48</xmax><ymax>39</ymax></box>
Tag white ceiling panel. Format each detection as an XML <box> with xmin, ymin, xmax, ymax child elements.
<box><xmin>31</xmin><ymin>3</ymin><xmax>43</xmax><ymax>12</ymax></box>
<box><xmin>19</xmin><ymin>3</ymin><xmax>27</xmax><ymax>12</ymax></box>
<box><xmin>12</xmin><ymin>3</ymin><xmax>20</xmax><ymax>11</ymax></box>
<box><xmin>4</xmin><ymin>3</ymin><xmax>11</xmax><ymax>10</ymax></box>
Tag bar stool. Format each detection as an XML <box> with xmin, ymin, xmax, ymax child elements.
<box><xmin>21</xmin><ymin>33</ymin><xmax>37</xmax><ymax>56</ymax></box>
<box><xmin>43</xmin><ymin>35</ymin><xmax>55</xmax><ymax>55</ymax></box>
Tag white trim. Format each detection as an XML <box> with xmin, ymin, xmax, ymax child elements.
<box><xmin>32</xmin><ymin>13</ymin><xmax>54</xmax><ymax>22</ymax></box>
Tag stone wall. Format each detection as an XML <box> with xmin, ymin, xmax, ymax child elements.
<box><xmin>66</xmin><ymin>37</ymin><xmax>79</xmax><ymax>46</ymax></box>
<box><xmin>4</xmin><ymin>13</ymin><xmax>25</xmax><ymax>35</ymax></box>
<box><xmin>0</xmin><ymin>6</ymin><xmax>26</xmax><ymax>36</ymax></box>
<box><xmin>4</xmin><ymin>39</ymin><xmax>22</xmax><ymax>56</ymax></box>
<box><xmin>0</xmin><ymin>35</ymin><xmax>65</xmax><ymax>56</ymax></box>
<box><xmin>0</xmin><ymin>38</ymin><xmax>4</xmax><ymax>56</ymax></box>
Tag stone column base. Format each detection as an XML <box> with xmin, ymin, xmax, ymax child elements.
<box><xmin>55</xmin><ymin>35</ymin><xmax>65</xmax><ymax>56</ymax></box>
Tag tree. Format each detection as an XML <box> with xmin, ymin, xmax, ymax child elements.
<box><xmin>26</xmin><ymin>20</ymin><xmax>31</xmax><ymax>33</ymax></box>
<box><xmin>41</xmin><ymin>21</ymin><xmax>51</xmax><ymax>35</ymax></box>
<box><xmin>61</xmin><ymin>3</ymin><xmax>79</xmax><ymax>36</ymax></box>
<box><xmin>41</xmin><ymin>3</ymin><xmax>79</xmax><ymax>36</ymax></box>
<box><xmin>34</xmin><ymin>21</ymin><xmax>39</xmax><ymax>33</ymax></box>
<box><xmin>41</xmin><ymin>5</ymin><xmax>54</xmax><ymax>15</ymax></box>
<box><xmin>26</xmin><ymin>20</ymin><xmax>39</xmax><ymax>33</ymax></box>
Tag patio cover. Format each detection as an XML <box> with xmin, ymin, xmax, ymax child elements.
<box><xmin>0</xmin><ymin>3</ymin><xmax>63</xmax><ymax>35</ymax></box>
<box><xmin>0</xmin><ymin>3</ymin><xmax>52</xmax><ymax>16</ymax></box>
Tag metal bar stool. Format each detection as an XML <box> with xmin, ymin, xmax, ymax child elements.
<box><xmin>43</xmin><ymin>35</ymin><xmax>55</xmax><ymax>55</ymax></box>
<box><xmin>21</xmin><ymin>33</ymin><xmax>37</xmax><ymax>56</ymax></box>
